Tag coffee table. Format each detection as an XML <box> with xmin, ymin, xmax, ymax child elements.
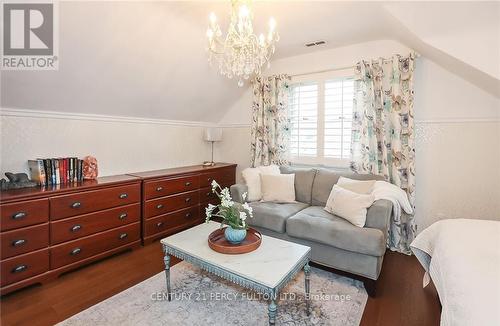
<box><xmin>161</xmin><ymin>221</ymin><xmax>311</xmax><ymax>325</ymax></box>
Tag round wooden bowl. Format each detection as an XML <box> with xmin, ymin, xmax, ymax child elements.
<box><xmin>208</xmin><ymin>227</ymin><xmax>262</xmax><ymax>254</ymax></box>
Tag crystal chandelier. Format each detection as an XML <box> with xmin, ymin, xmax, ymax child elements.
<box><xmin>206</xmin><ymin>0</ymin><xmax>279</xmax><ymax>87</ymax></box>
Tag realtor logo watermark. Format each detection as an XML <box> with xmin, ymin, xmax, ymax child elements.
<box><xmin>1</xmin><ymin>1</ymin><xmax>59</xmax><ymax>70</ymax></box>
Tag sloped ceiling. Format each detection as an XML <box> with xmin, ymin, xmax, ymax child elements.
<box><xmin>1</xmin><ymin>1</ymin><xmax>499</xmax><ymax>122</ymax></box>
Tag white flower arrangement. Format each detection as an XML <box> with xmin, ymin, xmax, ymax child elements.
<box><xmin>205</xmin><ymin>180</ymin><xmax>253</xmax><ymax>230</ymax></box>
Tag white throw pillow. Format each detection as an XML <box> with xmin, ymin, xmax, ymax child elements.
<box><xmin>324</xmin><ymin>185</ymin><xmax>375</xmax><ymax>227</ymax></box>
<box><xmin>241</xmin><ymin>165</ymin><xmax>280</xmax><ymax>201</ymax></box>
<box><xmin>260</xmin><ymin>174</ymin><xmax>296</xmax><ymax>203</ymax></box>
<box><xmin>337</xmin><ymin>176</ymin><xmax>376</xmax><ymax>195</ymax></box>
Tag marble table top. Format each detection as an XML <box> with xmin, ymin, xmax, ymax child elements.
<box><xmin>161</xmin><ymin>222</ymin><xmax>311</xmax><ymax>289</ymax></box>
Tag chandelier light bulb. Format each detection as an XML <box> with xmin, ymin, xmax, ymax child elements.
<box><xmin>239</xmin><ymin>4</ymin><xmax>249</xmax><ymax>18</ymax></box>
<box><xmin>209</xmin><ymin>12</ymin><xmax>217</xmax><ymax>24</ymax></box>
<box><xmin>269</xmin><ymin>17</ymin><xmax>276</xmax><ymax>31</ymax></box>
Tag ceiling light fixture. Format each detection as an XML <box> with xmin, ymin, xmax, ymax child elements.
<box><xmin>206</xmin><ymin>0</ymin><xmax>279</xmax><ymax>87</ymax></box>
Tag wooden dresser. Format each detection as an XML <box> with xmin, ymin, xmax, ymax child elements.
<box><xmin>0</xmin><ymin>175</ymin><xmax>142</xmax><ymax>295</ymax></box>
<box><xmin>129</xmin><ymin>163</ymin><xmax>237</xmax><ymax>244</ymax></box>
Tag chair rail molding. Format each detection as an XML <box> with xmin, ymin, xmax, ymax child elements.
<box><xmin>0</xmin><ymin>107</ymin><xmax>217</xmax><ymax>128</ymax></box>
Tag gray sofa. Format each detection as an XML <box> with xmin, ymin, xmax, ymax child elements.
<box><xmin>230</xmin><ymin>166</ymin><xmax>392</xmax><ymax>297</ymax></box>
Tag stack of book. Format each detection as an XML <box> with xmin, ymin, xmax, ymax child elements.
<box><xmin>28</xmin><ymin>158</ymin><xmax>84</xmax><ymax>186</ymax></box>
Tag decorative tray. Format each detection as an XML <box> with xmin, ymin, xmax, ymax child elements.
<box><xmin>208</xmin><ymin>227</ymin><xmax>262</xmax><ymax>254</ymax></box>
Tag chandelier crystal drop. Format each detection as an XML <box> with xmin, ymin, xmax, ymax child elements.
<box><xmin>206</xmin><ymin>0</ymin><xmax>279</xmax><ymax>87</ymax></box>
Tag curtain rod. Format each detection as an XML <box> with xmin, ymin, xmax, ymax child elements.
<box><xmin>290</xmin><ymin>65</ymin><xmax>355</xmax><ymax>78</ymax></box>
<box><xmin>290</xmin><ymin>52</ymin><xmax>421</xmax><ymax>78</ymax></box>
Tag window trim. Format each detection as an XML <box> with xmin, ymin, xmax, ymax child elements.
<box><xmin>289</xmin><ymin>68</ymin><xmax>354</xmax><ymax>168</ymax></box>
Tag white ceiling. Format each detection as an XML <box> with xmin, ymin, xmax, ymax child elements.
<box><xmin>1</xmin><ymin>1</ymin><xmax>499</xmax><ymax>122</ymax></box>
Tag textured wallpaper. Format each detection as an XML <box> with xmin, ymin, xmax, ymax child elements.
<box><xmin>0</xmin><ymin>116</ymin><xmax>212</xmax><ymax>177</ymax></box>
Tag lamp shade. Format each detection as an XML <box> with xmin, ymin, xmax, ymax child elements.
<box><xmin>204</xmin><ymin>128</ymin><xmax>223</xmax><ymax>142</ymax></box>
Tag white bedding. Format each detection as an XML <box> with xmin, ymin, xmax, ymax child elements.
<box><xmin>411</xmin><ymin>219</ymin><xmax>500</xmax><ymax>326</ymax></box>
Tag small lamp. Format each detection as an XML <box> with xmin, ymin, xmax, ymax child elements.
<box><xmin>203</xmin><ymin>127</ymin><xmax>222</xmax><ymax>166</ymax></box>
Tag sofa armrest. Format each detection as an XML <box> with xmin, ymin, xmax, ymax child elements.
<box><xmin>230</xmin><ymin>184</ymin><xmax>248</xmax><ymax>203</ymax></box>
<box><xmin>365</xmin><ymin>199</ymin><xmax>392</xmax><ymax>236</ymax></box>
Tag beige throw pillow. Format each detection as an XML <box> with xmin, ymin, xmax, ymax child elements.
<box><xmin>241</xmin><ymin>165</ymin><xmax>280</xmax><ymax>201</ymax></box>
<box><xmin>260</xmin><ymin>174</ymin><xmax>296</xmax><ymax>203</ymax></box>
<box><xmin>337</xmin><ymin>176</ymin><xmax>376</xmax><ymax>195</ymax></box>
<box><xmin>325</xmin><ymin>185</ymin><xmax>375</xmax><ymax>227</ymax></box>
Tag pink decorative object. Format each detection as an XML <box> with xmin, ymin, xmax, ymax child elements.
<box><xmin>83</xmin><ymin>156</ymin><xmax>98</xmax><ymax>180</ymax></box>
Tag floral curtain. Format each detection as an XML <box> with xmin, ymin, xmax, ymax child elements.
<box><xmin>250</xmin><ymin>74</ymin><xmax>291</xmax><ymax>167</ymax></box>
<box><xmin>350</xmin><ymin>52</ymin><xmax>416</xmax><ymax>254</ymax></box>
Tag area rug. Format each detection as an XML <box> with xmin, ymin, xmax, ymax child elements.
<box><xmin>59</xmin><ymin>262</ymin><xmax>367</xmax><ymax>326</ymax></box>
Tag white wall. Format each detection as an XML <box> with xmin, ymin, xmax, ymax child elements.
<box><xmin>218</xmin><ymin>40</ymin><xmax>500</xmax><ymax>232</ymax></box>
<box><xmin>0</xmin><ymin>112</ymin><xmax>213</xmax><ymax>177</ymax></box>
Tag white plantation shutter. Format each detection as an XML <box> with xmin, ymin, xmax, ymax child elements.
<box><xmin>288</xmin><ymin>71</ymin><xmax>354</xmax><ymax>166</ymax></box>
<box><xmin>289</xmin><ymin>83</ymin><xmax>318</xmax><ymax>157</ymax></box>
<box><xmin>324</xmin><ymin>78</ymin><xmax>354</xmax><ymax>159</ymax></box>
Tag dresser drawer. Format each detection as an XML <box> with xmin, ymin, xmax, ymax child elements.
<box><xmin>0</xmin><ymin>199</ymin><xmax>49</xmax><ymax>231</ymax></box>
<box><xmin>0</xmin><ymin>224</ymin><xmax>49</xmax><ymax>260</ymax></box>
<box><xmin>50</xmin><ymin>222</ymin><xmax>140</xmax><ymax>269</ymax></box>
<box><xmin>144</xmin><ymin>206</ymin><xmax>200</xmax><ymax>237</ymax></box>
<box><xmin>144</xmin><ymin>175</ymin><xmax>200</xmax><ymax>200</ymax></box>
<box><xmin>144</xmin><ymin>190</ymin><xmax>199</xmax><ymax>219</ymax></box>
<box><xmin>50</xmin><ymin>184</ymin><xmax>140</xmax><ymax>220</ymax></box>
<box><xmin>199</xmin><ymin>187</ymin><xmax>218</xmax><ymax>204</ymax></box>
<box><xmin>1</xmin><ymin>248</ymin><xmax>49</xmax><ymax>286</ymax></box>
<box><xmin>50</xmin><ymin>203</ymin><xmax>141</xmax><ymax>244</ymax></box>
<box><xmin>200</xmin><ymin>167</ymin><xmax>236</xmax><ymax>188</ymax></box>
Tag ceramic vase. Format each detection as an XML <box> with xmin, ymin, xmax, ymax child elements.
<box><xmin>224</xmin><ymin>226</ymin><xmax>247</xmax><ymax>244</ymax></box>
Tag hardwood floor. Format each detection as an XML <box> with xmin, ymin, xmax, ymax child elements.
<box><xmin>0</xmin><ymin>243</ymin><xmax>441</xmax><ymax>326</ymax></box>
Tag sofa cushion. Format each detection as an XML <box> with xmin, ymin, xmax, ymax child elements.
<box><xmin>280</xmin><ymin>166</ymin><xmax>316</xmax><ymax>204</ymax></box>
<box><xmin>248</xmin><ymin>201</ymin><xmax>308</xmax><ymax>233</ymax></box>
<box><xmin>311</xmin><ymin>169</ymin><xmax>384</xmax><ymax>206</ymax></box>
<box><xmin>286</xmin><ymin>206</ymin><xmax>386</xmax><ymax>256</ymax></box>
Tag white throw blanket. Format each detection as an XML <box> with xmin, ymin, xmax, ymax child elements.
<box><xmin>411</xmin><ymin>219</ymin><xmax>500</xmax><ymax>326</ymax></box>
<box><xmin>371</xmin><ymin>181</ymin><xmax>413</xmax><ymax>222</ymax></box>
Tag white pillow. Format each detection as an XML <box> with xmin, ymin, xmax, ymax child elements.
<box><xmin>241</xmin><ymin>165</ymin><xmax>280</xmax><ymax>201</ymax></box>
<box><xmin>337</xmin><ymin>176</ymin><xmax>376</xmax><ymax>195</ymax></box>
<box><xmin>260</xmin><ymin>174</ymin><xmax>296</xmax><ymax>203</ymax></box>
<box><xmin>325</xmin><ymin>185</ymin><xmax>375</xmax><ymax>227</ymax></box>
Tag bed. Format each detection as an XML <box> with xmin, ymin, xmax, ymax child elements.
<box><xmin>411</xmin><ymin>218</ymin><xmax>500</xmax><ymax>326</ymax></box>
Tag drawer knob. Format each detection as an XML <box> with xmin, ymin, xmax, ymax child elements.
<box><xmin>185</xmin><ymin>197</ymin><xmax>191</xmax><ymax>203</ymax></box>
<box><xmin>119</xmin><ymin>213</ymin><xmax>128</xmax><ymax>220</ymax></box>
<box><xmin>156</xmin><ymin>222</ymin><xmax>164</xmax><ymax>228</ymax></box>
<box><xmin>71</xmin><ymin>202</ymin><xmax>82</xmax><ymax>209</ymax></box>
<box><xmin>12</xmin><ymin>239</ymin><xmax>27</xmax><ymax>247</ymax></box>
<box><xmin>156</xmin><ymin>186</ymin><xmax>163</xmax><ymax>192</ymax></box>
<box><xmin>185</xmin><ymin>182</ymin><xmax>191</xmax><ymax>186</ymax></box>
<box><xmin>11</xmin><ymin>265</ymin><xmax>28</xmax><ymax>273</ymax></box>
<box><xmin>185</xmin><ymin>212</ymin><xmax>192</xmax><ymax>218</ymax></box>
<box><xmin>71</xmin><ymin>224</ymin><xmax>82</xmax><ymax>232</ymax></box>
<box><xmin>119</xmin><ymin>193</ymin><xmax>128</xmax><ymax>199</ymax></box>
<box><xmin>156</xmin><ymin>204</ymin><xmax>164</xmax><ymax>209</ymax></box>
<box><xmin>12</xmin><ymin>212</ymin><xmax>27</xmax><ymax>220</ymax></box>
<box><xmin>206</xmin><ymin>192</ymin><xmax>210</xmax><ymax>197</ymax></box>
<box><xmin>70</xmin><ymin>248</ymin><xmax>81</xmax><ymax>256</ymax></box>
<box><xmin>119</xmin><ymin>233</ymin><xmax>128</xmax><ymax>240</ymax></box>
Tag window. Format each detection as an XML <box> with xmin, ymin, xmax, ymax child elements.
<box><xmin>288</xmin><ymin>70</ymin><xmax>354</xmax><ymax>166</ymax></box>
<box><xmin>289</xmin><ymin>82</ymin><xmax>318</xmax><ymax>157</ymax></box>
